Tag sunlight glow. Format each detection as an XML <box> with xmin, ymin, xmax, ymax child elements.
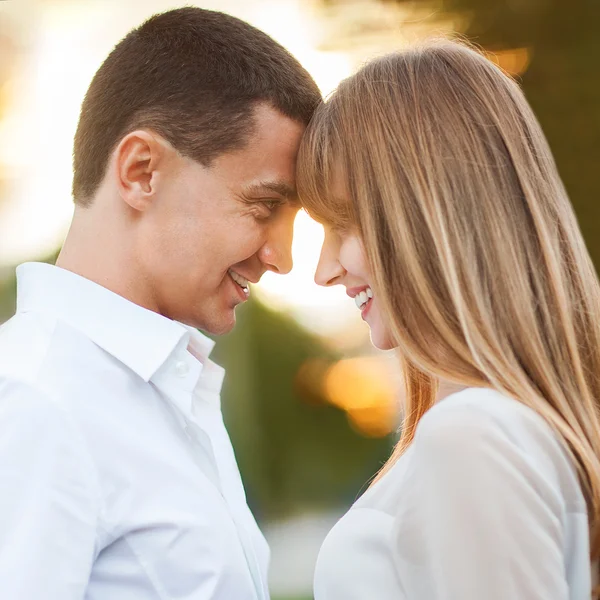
<box><xmin>296</xmin><ymin>355</ymin><xmax>401</xmax><ymax>438</ymax></box>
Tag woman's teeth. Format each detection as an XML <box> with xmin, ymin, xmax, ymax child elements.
<box><xmin>355</xmin><ymin>287</ymin><xmax>373</xmax><ymax>310</ymax></box>
<box><xmin>229</xmin><ymin>269</ymin><xmax>249</xmax><ymax>293</ymax></box>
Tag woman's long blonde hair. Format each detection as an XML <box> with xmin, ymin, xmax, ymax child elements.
<box><xmin>297</xmin><ymin>39</ymin><xmax>600</xmax><ymax>575</ymax></box>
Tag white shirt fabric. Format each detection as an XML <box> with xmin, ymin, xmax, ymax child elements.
<box><xmin>314</xmin><ymin>387</ymin><xmax>595</xmax><ymax>600</ymax></box>
<box><xmin>0</xmin><ymin>262</ymin><xmax>270</xmax><ymax>600</ymax></box>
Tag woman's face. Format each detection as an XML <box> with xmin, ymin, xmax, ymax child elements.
<box><xmin>314</xmin><ymin>224</ymin><xmax>395</xmax><ymax>350</ymax></box>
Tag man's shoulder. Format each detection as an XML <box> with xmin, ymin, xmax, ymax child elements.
<box><xmin>0</xmin><ymin>310</ymin><xmax>120</xmax><ymax>390</ymax></box>
<box><xmin>0</xmin><ymin>311</ymin><xmax>57</xmax><ymax>386</ymax></box>
<box><xmin>0</xmin><ymin>376</ymin><xmax>67</xmax><ymax>424</ymax></box>
<box><xmin>0</xmin><ymin>311</ymin><xmax>125</xmax><ymax>454</ymax></box>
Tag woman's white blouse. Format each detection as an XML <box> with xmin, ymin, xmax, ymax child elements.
<box><xmin>314</xmin><ymin>388</ymin><xmax>595</xmax><ymax>600</ymax></box>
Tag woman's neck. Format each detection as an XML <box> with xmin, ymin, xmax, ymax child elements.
<box><xmin>435</xmin><ymin>380</ymin><xmax>468</xmax><ymax>402</ymax></box>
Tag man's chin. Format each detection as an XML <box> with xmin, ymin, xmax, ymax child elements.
<box><xmin>195</xmin><ymin>312</ymin><xmax>237</xmax><ymax>337</ymax></box>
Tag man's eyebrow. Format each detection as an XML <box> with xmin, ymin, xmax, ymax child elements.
<box><xmin>244</xmin><ymin>180</ymin><xmax>299</xmax><ymax>203</ymax></box>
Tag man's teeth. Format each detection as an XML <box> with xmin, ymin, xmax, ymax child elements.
<box><xmin>355</xmin><ymin>287</ymin><xmax>373</xmax><ymax>309</ymax></box>
<box><xmin>229</xmin><ymin>269</ymin><xmax>249</xmax><ymax>291</ymax></box>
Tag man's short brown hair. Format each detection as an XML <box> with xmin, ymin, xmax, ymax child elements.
<box><xmin>72</xmin><ymin>7</ymin><xmax>321</xmax><ymax>205</ymax></box>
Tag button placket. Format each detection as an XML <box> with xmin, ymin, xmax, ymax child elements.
<box><xmin>183</xmin><ymin>420</ymin><xmax>222</xmax><ymax>491</ymax></box>
<box><xmin>189</xmin><ymin>400</ymin><xmax>267</xmax><ymax>600</ymax></box>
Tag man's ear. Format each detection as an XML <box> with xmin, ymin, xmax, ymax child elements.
<box><xmin>114</xmin><ymin>130</ymin><xmax>169</xmax><ymax>211</ymax></box>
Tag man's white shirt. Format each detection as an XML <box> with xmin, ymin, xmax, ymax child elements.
<box><xmin>0</xmin><ymin>262</ymin><xmax>270</xmax><ymax>599</ymax></box>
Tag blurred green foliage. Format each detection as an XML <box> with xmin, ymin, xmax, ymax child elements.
<box><xmin>0</xmin><ymin>270</ymin><xmax>15</xmax><ymax>322</ymax></box>
<box><xmin>379</xmin><ymin>0</ymin><xmax>600</xmax><ymax>266</ymax></box>
<box><xmin>213</xmin><ymin>297</ymin><xmax>392</xmax><ymax>520</ymax></box>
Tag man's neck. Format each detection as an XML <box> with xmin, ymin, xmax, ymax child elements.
<box><xmin>57</xmin><ymin>207</ymin><xmax>158</xmax><ymax>315</ymax></box>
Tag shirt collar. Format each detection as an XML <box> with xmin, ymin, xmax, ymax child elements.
<box><xmin>15</xmin><ymin>262</ymin><xmax>216</xmax><ymax>383</ymax></box>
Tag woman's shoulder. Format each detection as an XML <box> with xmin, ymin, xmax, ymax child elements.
<box><xmin>413</xmin><ymin>387</ymin><xmax>585</xmax><ymax>511</ymax></box>
<box><xmin>419</xmin><ymin>387</ymin><xmax>554</xmax><ymax>443</ymax></box>
<box><xmin>416</xmin><ymin>387</ymin><xmax>568</xmax><ymax>471</ymax></box>
<box><xmin>357</xmin><ymin>387</ymin><xmax>585</xmax><ymax>515</ymax></box>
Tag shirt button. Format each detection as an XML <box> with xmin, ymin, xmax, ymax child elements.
<box><xmin>174</xmin><ymin>360</ymin><xmax>190</xmax><ymax>377</ymax></box>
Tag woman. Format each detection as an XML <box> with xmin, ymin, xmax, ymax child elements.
<box><xmin>297</xmin><ymin>40</ymin><xmax>600</xmax><ymax>599</ymax></box>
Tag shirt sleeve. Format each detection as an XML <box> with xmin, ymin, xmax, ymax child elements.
<box><xmin>0</xmin><ymin>379</ymin><xmax>100</xmax><ymax>599</ymax></box>
<box><xmin>393</xmin><ymin>401</ymin><xmax>570</xmax><ymax>600</ymax></box>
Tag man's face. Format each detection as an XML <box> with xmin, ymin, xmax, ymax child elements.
<box><xmin>138</xmin><ymin>104</ymin><xmax>305</xmax><ymax>333</ymax></box>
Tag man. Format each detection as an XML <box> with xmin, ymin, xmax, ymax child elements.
<box><xmin>0</xmin><ymin>7</ymin><xmax>321</xmax><ymax>599</ymax></box>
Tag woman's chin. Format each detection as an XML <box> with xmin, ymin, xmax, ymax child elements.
<box><xmin>369</xmin><ymin>328</ymin><xmax>396</xmax><ymax>351</ymax></box>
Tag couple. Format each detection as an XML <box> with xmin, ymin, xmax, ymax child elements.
<box><xmin>0</xmin><ymin>7</ymin><xmax>599</xmax><ymax>600</ymax></box>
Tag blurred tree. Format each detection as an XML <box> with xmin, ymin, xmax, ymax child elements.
<box><xmin>425</xmin><ymin>0</ymin><xmax>600</xmax><ymax>265</ymax></box>
<box><xmin>213</xmin><ymin>297</ymin><xmax>392</xmax><ymax>521</ymax></box>
<box><xmin>321</xmin><ymin>0</ymin><xmax>600</xmax><ymax>267</ymax></box>
<box><xmin>0</xmin><ymin>251</ymin><xmax>58</xmax><ymax>322</ymax></box>
<box><xmin>0</xmin><ymin>267</ymin><xmax>16</xmax><ymax>322</ymax></box>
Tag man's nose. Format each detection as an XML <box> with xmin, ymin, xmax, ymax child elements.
<box><xmin>258</xmin><ymin>208</ymin><xmax>296</xmax><ymax>275</ymax></box>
